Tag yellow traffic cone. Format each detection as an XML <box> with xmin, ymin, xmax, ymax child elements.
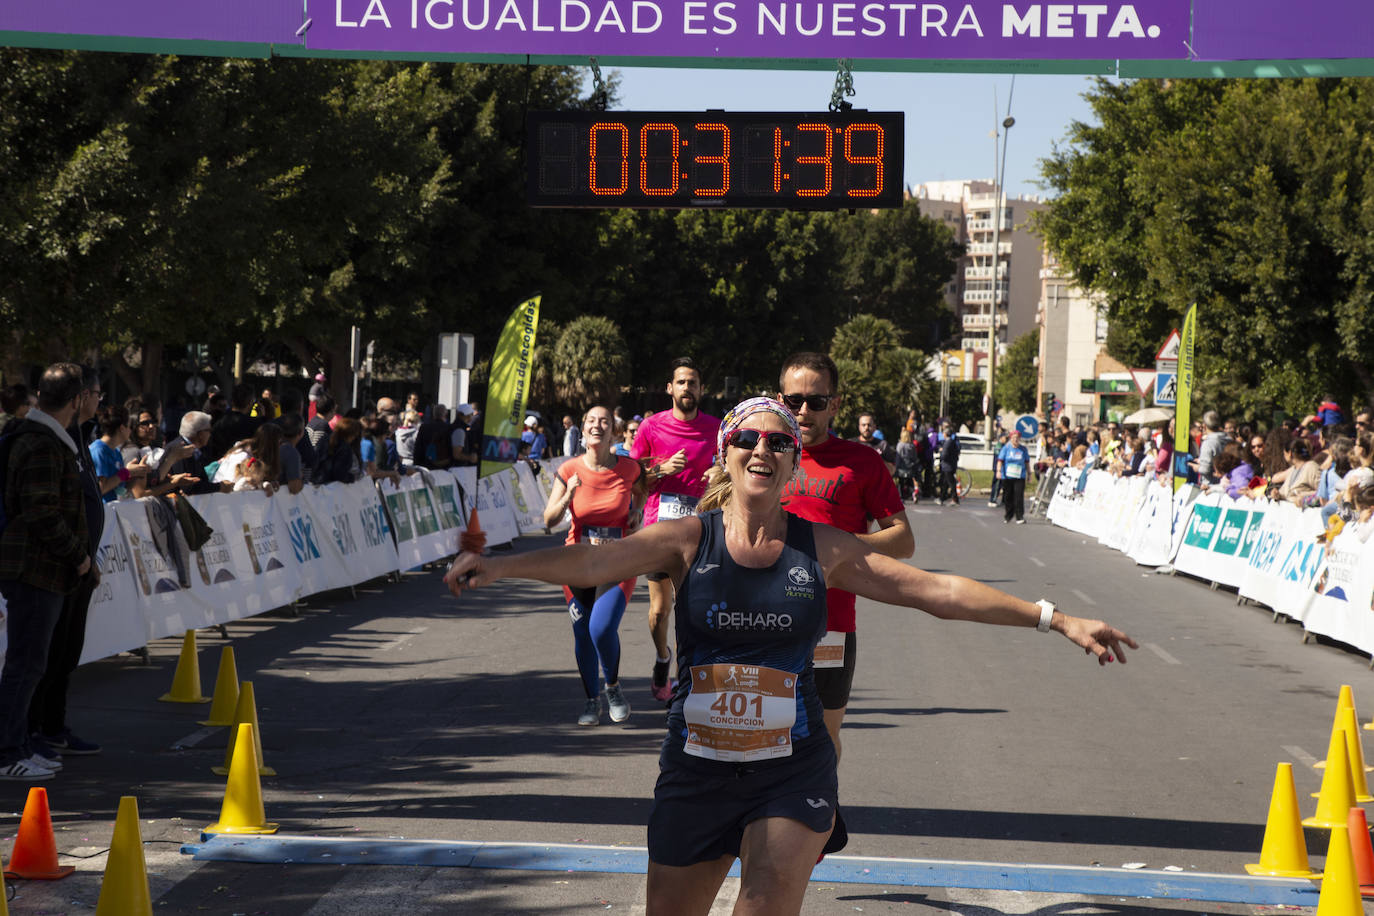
<box><xmin>1306</xmin><ymin>736</ymin><xmax>1357</xmax><ymax>828</ymax></box>
<box><xmin>204</xmin><ymin>723</ymin><xmax>279</xmax><ymax>836</ymax></box>
<box><xmin>157</xmin><ymin>630</ymin><xmax>209</xmax><ymax>703</ymax></box>
<box><xmin>1316</xmin><ymin>823</ymin><xmax>1364</xmax><ymax>916</ymax></box>
<box><xmin>94</xmin><ymin>797</ymin><xmax>152</xmax><ymax>916</ymax></box>
<box><xmin>212</xmin><ymin>682</ymin><xmax>275</xmax><ymax>777</ymax></box>
<box><xmin>1336</xmin><ymin>707</ymin><xmax>1374</xmax><ymax>801</ymax></box>
<box><xmin>1246</xmin><ymin>763</ymin><xmax>1318</xmax><ymax>877</ymax></box>
<box><xmin>0</xmin><ymin>867</ymin><xmax>8</xmax><ymax>916</ymax></box>
<box><xmin>198</xmin><ymin>647</ymin><xmax>240</xmax><ymax>727</ymax></box>
<box><xmin>1319</xmin><ymin>687</ymin><xmax>1371</xmax><ymax>771</ymax></box>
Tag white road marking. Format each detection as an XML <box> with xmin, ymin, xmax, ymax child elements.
<box><xmin>1143</xmin><ymin>642</ymin><xmax>1181</xmax><ymax>665</ymax></box>
<box><xmin>171</xmin><ymin>726</ymin><xmax>220</xmax><ymax>749</ymax></box>
<box><xmin>379</xmin><ymin>626</ymin><xmax>429</xmax><ymax>652</ymax></box>
<box><xmin>1028</xmin><ymin>556</ymin><xmax>1045</xmax><ymax>568</ymax></box>
<box><xmin>1282</xmin><ymin>745</ymin><xmax>1320</xmax><ymax>769</ymax></box>
<box><xmin>1001</xmin><ymin>537</ymin><xmax>1014</xmax><ymax>546</ymax></box>
<box><xmin>1070</xmin><ymin>588</ymin><xmax>1095</xmax><ymax>606</ymax></box>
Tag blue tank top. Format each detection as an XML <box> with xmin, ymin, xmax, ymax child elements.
<box><xmin>666</xmin><ymin>509</ymin><xmax>829</xmax><ymax>757</ymax></box>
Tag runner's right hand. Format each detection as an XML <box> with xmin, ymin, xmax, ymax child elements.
<box><xmin>660</xmin><ymin>449</ymin><xmax>687</xmax><ymax>475</ymax></box>
<box><xmin>445</xmin><ymin>551</ymin><xmax>489</xmax><ymax>595</ymax></box>
<box><xmin>566</xmin><ymin>473</ymin><xmax>582</xmax><ymax>492</ymax></box>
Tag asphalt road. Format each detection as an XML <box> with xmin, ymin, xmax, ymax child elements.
<box><xmin>1</xmin><ymin>499</ymin><xmax>1363</xmax><ymax>914</ymax></box>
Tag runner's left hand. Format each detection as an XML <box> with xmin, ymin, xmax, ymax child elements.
<box><xmin>1059</xmin><ymin>615</ymin><xmax>1138</xmax><ymax>666</ymax></box>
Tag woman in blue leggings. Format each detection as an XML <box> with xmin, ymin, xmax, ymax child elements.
<box><xmin>543</xmin><ymin>406</ymin><xmax>646</xmax><ymax>725</ymax></box>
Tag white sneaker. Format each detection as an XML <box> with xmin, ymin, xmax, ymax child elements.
<box><xmin>605</xmin><ymin>683</ymin><xmax>631</xmax><ymax>723</ymax></box>
<box><xmin>1015</xmin><ymin>519</ymin><xmax>1027</xmax><ymax>525</ymax></box>
<box><xmin>0</xmin><ymin>758</ymin><xmax>54</xmax><ymax>780</ymax></box>
<box><xmin>577</xmin><ymin>697</ymin><xmax>601</xmax><ymax>727</ymax></box>
<box><xmin>987</xmin><ymin>501</ymin><xmax>998</xmax><ymax>508</ymax></box>
<box><xmin>28</xmin><ymin>752</ymin><xmax>61</xmax><ymax>772</ymax></box>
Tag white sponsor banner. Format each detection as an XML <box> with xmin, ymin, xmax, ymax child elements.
<box><xmin>1171</xmin><ymin>493</ymin><xmax>1266</xmax><ymax>589</ymax></box>
<box><xmin>1238</xmin><ymin>500</ymin><xmax>1326</xmax><ymax>618</ymax></box>
<box><xmin>303</xmin><ymin>480</ymin><xmax>401</xmax><ymax>586</ymax></box>
<box><xmin>81</xmin><ymin>511</ymin><xmax>148</xmax><ymax>663</ymax></box>
<box><xmin>1100</xmin><ymin>475</ymin><xmax>1149</xmax><ymax>552</ymax></box>
<box><xmin>111</xmin><ymin>499</ymin><xmax>201</xmax><ymax>640</ymax></box>
<box><xmin>384</xmin><ymin>472</ymin><xmax>456</xmax><ymax>568</ymax></box>
<box><xmin>509</xmin><ymin>461</ymin><xmax>548</xmax><ymax>535</ymax></box>
<box><xmin>1298</xmin><ymin>522</ymin><xmax>1374</xmax><ymax>654</ymax></box>
<box><xmin>1123</xmin><ymin>480</ymin><xmax>1183</xmax><ymax>568</ymax></box>
<box><xmin>277</xmin><ymin>489</ymin><xmax>352</xmax><ymax>597</ymax></box>
<box><xmin>452</xmin><ymin>466</ymin><xmax>478</xmax><ymax>518</ymax></box>
<box><xmin>185</xmin><ymin>491</ymin><xmax>288</xmax><ymax>624</ymax></box>
<box><xmin>426</xmin><ymin>471</ymin><xmax>468</xmax><ymax>537</ymax></box>
<box><xmin>476</xmin><ymin>472</ymin><xmax>521</xmax><ymax>546</ymax></box>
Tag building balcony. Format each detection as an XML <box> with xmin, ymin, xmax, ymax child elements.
<box><xmin>964</xmin><ymin>264</ymin><xmax>1009</xmax><ymax>280</ymax></box>
<box><xmin>962</xmin><ymin>312</ymin><xmax>1007</xmax><ymax>329</ymax></box>
<box><xmin>966</xmin><ymin>217</ymin><xmax>1013</xmax><ymax>232</ymax></box>
<box><xmin>967</xmin><ymin>241</ymin><xmax>1012</xmax><ymax>256</ymax></box>
<box><xmin>963</xmin><ymin>289</ymin><xmax>1008</xmax><ymax>305</ymax></box>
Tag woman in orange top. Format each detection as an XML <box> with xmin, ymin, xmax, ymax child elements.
<box><xmin>543</xmin><ymin>406</ymin><xmax>647</xmax><ymax>726</ymax></box>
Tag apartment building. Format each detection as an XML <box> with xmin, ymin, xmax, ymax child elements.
<box><xmin>910</xmin><ymin>180</ymin><xmax>1047</xmax><ymax>380</ymax></box>
<box><xmin>1036</xmin><ymin>249</ymin><xmax>1123</xmax><ymax>426</ymax></box>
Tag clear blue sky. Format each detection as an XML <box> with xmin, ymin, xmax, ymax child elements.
<box><xmin>613</xmin><ymin>68</ymin><xmax>1103</xmax><ymax>198</ymax></box>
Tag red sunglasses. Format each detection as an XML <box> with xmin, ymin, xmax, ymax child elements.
<box><xmin>726</xmin><ymin>428</ymin><xmax>798</xmax><ymax>454</ymax></box>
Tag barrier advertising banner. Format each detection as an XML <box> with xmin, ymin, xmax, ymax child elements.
<box><xmin>82</xmin><ymin>512</ymin><xmax>149</xmax><ymax>663</ymax></box>
<box><xmin>111</xmin><ymin>499</ymin><xmax>198</xmax><ymax>640</ymax></box>
<box><xmin>1299</xmin><ymin>522</ymin><xmax>1374</xmax><ymax>654</ymax></box>
<box><xmin>476</xmin><ymin>473</ymin><xmax>521</xmax><ymax>546</ymax></box>
<box><xmin>303</xmin><ymin>480</ymin><xmax>401</xmax><ymax>586</ymax></box>
<box><xmin>509</xmin><ymin>462</ymin><xmax>548</xmax><ymax>535</ymax></box>
<box><xmin>186</xmin><ymin>491</ymin><xmax>294</xmax><ymax>624</ymax></box>
<box><xmin>1171</xmin><ymin>493</ymin><xmax>1265</xmax><ymax>590</ymax></box>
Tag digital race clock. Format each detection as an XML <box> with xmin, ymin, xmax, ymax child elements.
<box><xmin>526</xmin><ymin>110</ymin><xmax>904</xmax><ymax>209</ymax></box>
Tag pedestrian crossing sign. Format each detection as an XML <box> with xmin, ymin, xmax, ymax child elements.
<box><xmin>1154</xmin><ymin>371</ymin><xmax>1177</xmax><ymax>406</ymax></box>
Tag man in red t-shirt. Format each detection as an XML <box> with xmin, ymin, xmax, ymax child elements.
<box><xmin>776</xmin><ymin>352</ymin><xmax>913</xmax><ymax>759</ymax></box>
<box><xmin>630</xmin><ymin>357</ymin><xmax>721</xmax><ymax>703</ymax></box>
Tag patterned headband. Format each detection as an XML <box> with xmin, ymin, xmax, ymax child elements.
<box><xmin>717</xmin><ymin>396</ymin><xmax>803</xmax><ymax>472</ymax></box>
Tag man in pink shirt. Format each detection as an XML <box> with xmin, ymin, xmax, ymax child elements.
<box><xmin>630</xmin><ymin>358</ymin><xmax>721</xmax><ymax>703</ymax></box>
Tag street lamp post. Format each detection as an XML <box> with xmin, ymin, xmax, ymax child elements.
<box><xmin>984</xmin><ymin>89</ymin><xmax>1015</xmax><ymax>444</ymax></box>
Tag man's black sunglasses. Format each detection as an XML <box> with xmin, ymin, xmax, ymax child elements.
<box><xmin>779</xmin><ymin>393</ymin><xmax>835</xmax><ymax>412</ymax></box>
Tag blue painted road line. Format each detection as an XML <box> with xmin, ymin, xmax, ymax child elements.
<box><xmin>184</xmin><ymin>835</ymin><xmax>1320</xmax><ymax>906</ymax></box>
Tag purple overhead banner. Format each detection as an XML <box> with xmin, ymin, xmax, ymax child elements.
<box><xmin>0</xmin><ymin>0</ymin><xmax>1369</xmax><ymax>62</ymax></box>
<box><xmin>308</xmin><ymin>0</ymin><xmax>1187</xmax><ymax>59</ymax></box>
<box><xmin>0</xmin><ymin>0</ymin><xmax>299</xmax><ymax>45</ymax></box>
<box><xmin>1191</xmin><ymin>0</ymin><xmax>1374</xmax><ymax>62</ymax></box>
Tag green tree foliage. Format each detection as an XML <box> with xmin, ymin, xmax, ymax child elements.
<box><xmin>829</xmin><ymin>314</ymin><xmax>922</xmax><ymax>436</ymax></box>
<box><xmin>995</xmin><ymin>329</ymin><xmax>1039</xmax><ymax>415</ymax></box>
<box><xmin>552</xmin><ymin>315</ymin><xmax>630</xmax><ymax>410</ymax></box>
<box><xmin>1038</xmin><ymin>77</ymin><xmax>1374</xmax><ymax>419</ymax></box>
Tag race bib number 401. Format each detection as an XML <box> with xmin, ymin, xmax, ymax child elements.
<box><xmin>683</xmin><ymin>664</ymin><xmax>797</xmax><ymax>763</ymax></box>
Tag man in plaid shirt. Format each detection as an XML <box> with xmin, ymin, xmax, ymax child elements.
<box><xmin>0</xmin><ymin>363</ymin><xmax>92</xmax><ymax>780</ymax></box>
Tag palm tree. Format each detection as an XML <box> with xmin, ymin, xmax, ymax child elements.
<box><xmin>552</xmin><ymin>315</ymin><xmax>630</xmax><ymax>410</ymax></box>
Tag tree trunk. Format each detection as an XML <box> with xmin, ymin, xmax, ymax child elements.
<box><xmin>141</xmin><ymin>342</ymin><xmax>163</xmax><ymax>405</ymax></box>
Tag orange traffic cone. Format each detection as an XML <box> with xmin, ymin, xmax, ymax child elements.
<box><xmin>1306</xmin><ymin>736</ymin><xmax>1357</xmax><ymax>829</ymax></box>
<box><xmin>204</xmin><ymin>723</ymin><xmax>279</xmax><ymax>836</ymax></box>
<box><xmin>198</xmin><ymin>646</ymin><xmax>240</xmax><ymax>727</ymax></box>
<box><xmin>460</xmin><ymin>507</ymin><xmax>486</xmax><ymax>555</ymax></box>
<box><xmin>4</xmin><ymin>787</ymin><xmax>75</xmax><ymax>880</ymax></box>
<box><xmin>211</xmin><ymin>681</ymin><xmax>275</xmax><ymax>777</ymax></box>
<box><xmin>157</xmin><ymin>630</ymin><xmax>209</xmax><ymax>703</ymax></box>
<box><xmin>1316</xmin><ymin>823</ymin><xmax>1364</xmax><ymax>916</ymax></box>
<box><xmin>94</xmin><ymin>796</ymin><xmax>152</xmax><ymax>916</ymax></box>
<box><xmin>1347</xmin><ymin>807</ymin><xmax>1374</xmax><ymax>897</ymax></box>
<box><xmin>1246</xmin><ymin>763</ymin><xmax>1317</xmax><ymax>877</ymax></box>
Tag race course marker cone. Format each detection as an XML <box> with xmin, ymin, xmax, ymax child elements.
<box><xmin>157</xmin><ymin>629</ymin><xmax>209</xmax><ymax>703</ymax></box>
<box><xmin>204</xmin><ymin>723</ymin><xmax>279</xmax><ymax>836</ymax></box>
<box><xmin>94</xmin><ymin>796</ymin><xmax>152</xmax><ymax>916</ymax></box>
<box><xmin>1347</xmin><ymin>807</ymin><xmax>1374</xmax><ymax>897</ymax></box>
<box><xmin>4</xmin><ymin>787</ymin><xmax>75</xmax><ymax>880</ymax></box>
<box><xmin>1246</xmin><ymin>763</ymin><xmax>1317</xmax><ymax>877</ymax></box>
<box><xmin>1318</xmin><ymin>686</ymin><xmax>1371</xmax><ymax>771</ymax></box>
<box><xmin>198</xmin><ymin>646</ymin><xmax>240</xmax><ymax>726</ymax></box>
<box><xmin>211</xmin><ymin>681</ymin><xmax>275</xmax><ymax>777</ymax></box>
<box><xmin>1316</xmin><ymin>823</ymin><xmax>1363</xmax><ymax>916</ymax></box>
<box><xmin>1335</xmin><ymin>707</ymin><xmax>1374</xmax><ymax>800</ymax></box>
<box><xmin>1305</xmin><ymin>736</ymin><xmax>1357</xmax><ymax>828</ymax></box>
<box><xmin>0</xmin><ymin>868</ymin><xmax>8</xmax><ymax>915</ymax></box>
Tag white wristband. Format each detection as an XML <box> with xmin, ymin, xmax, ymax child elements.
<box><xmin>1036</xmin><ymin>599</ymin><xmax>1056</xmax><ymax>633</ymax></box>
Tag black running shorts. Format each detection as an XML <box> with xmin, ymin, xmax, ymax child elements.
<box><xmin>813</xmin><ymin>632</ymin><xmax>857</xmax><ymax>710</ymax></box>
<box><xmin>647</xmin><ymin>739</ymin><xmax>841</xmax><ymax>867</ymax></box>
